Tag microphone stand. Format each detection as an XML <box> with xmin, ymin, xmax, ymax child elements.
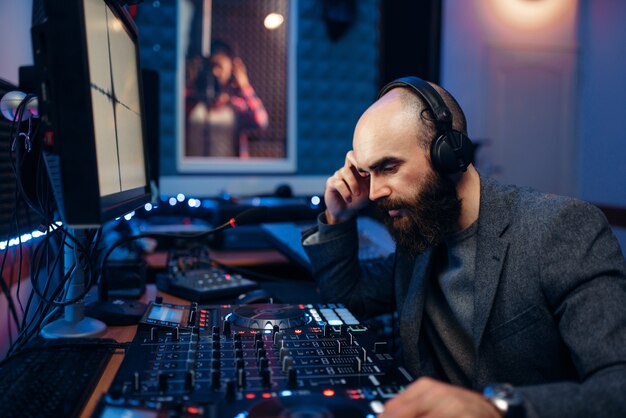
<box><xmin>85</xmin><ymin>206</ymin><xmax>267</xmax><ymax>325</ymax></box>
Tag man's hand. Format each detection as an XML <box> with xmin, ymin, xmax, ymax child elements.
<box><xmin>381</xmin><ymin>377</ymin><xmax>502</xmax><ymax>418</ymax></box>
<box><xmin>324</xmin><ymin>150</ymin><xmax>371</xmax><ymax>224</ymax></box>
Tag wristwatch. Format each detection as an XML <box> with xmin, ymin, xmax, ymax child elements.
<box><xmin>483</xmin><ymin>384</ymin><xmax>525</xmax><ymax>418</ymax></box>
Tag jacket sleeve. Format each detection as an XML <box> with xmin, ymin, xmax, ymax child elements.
<box><xmin>518</xmin><ymin>199</ymin><xmax>626</xmax><ymax>417</ymax></box>
<box><xmin>302</xmin><ymin>215</ymin><xmax>396</xmax><ymax>319</ymax></box>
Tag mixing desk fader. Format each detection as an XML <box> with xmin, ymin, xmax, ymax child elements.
<box><xmin>93</xmin><ymin>301</ymin><xmax>413</xmax><ymax>417</ymax></box>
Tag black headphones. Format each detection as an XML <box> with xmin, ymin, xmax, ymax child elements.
<box><xmin>377</xmin><ymin>76</ymin><xmax>474</xmax><ymax>175</ymax></box>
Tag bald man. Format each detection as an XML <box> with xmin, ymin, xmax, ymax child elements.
<box><xmin>303</xmin><ymin>77</ymin><xmax>626</xmax><ymax>417</ymax></box>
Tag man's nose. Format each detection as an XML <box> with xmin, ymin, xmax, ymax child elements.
<box><xmin>369</xmin><ymin>177</ymin><xmax>391</xmax><ymax>201</ymax></box>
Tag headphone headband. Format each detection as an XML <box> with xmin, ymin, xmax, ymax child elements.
<box><xmin>378</xmin><ymin>76</ymin><xmax>453</xmax><ymax>130</ymax></box>
<box><xmin>377</xmin><ymin>76</ymin><xmax>473</xmax><ymax>174</ymax></box>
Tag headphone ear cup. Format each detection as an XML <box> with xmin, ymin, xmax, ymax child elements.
<box><xmin>430</xmin><ymin>131</ymin><xmax>474</xmax><ymax>175</ymax></box>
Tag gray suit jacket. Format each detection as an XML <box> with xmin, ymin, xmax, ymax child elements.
<box><xmin>304</xmin><ymin>176</ymin><xmax>626</xmax><ymax>417</ymax></box>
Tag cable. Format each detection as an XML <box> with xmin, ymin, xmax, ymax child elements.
<box><xmin>96</xmin><ymin>211</ymin><xmax>260</xmax><ymax>301</ymax></box>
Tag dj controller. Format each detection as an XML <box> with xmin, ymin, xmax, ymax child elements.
<box><xmin>93</xmin><ymin>301</ymin><xmax>413</xmax><ymax>417</ymax></box>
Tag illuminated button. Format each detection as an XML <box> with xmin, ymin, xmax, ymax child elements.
<box><xmin>186</xmin><ymin>406</ymin><xmax>203</xmax><ymax>415</ymax></box>
<box><xmin>261</xmin><ymin>392</ymin><xmax>272</xmax><ymax>399</ymax></box>
<box><xmin>322</xmin><ymin>389</ymin><xmax>335</xmax><ymax>397</ymax></box>
<box><xmin>370</xmin><ymin>401</ymin><xmax>384</xmax><ymax>414</ymax></box>
<box><xmin>245</xmin><ymin>393</ymin><xmax>256</xmax><ymax>400</ymax></box>
<box><xmin>328</xmin><ymin>319</ymin><xmax>343</xmax><ymax>326</ymax></box>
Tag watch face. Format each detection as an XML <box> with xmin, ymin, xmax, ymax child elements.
<box><xmin>484</xmin><ymin>384</ymin><xmax>525</xmax><ymax>418</ymax></box>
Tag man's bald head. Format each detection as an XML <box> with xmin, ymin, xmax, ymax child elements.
<box><xmin>379</xmin><ymin>82</ymin><xmax>468</xmax><ymax>151</ymax></box>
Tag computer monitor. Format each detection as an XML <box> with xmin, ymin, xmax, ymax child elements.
<box><xmin>31</xmin><ymin>0</ymin><xmax>151</xmax><ymax>228</ymax></box>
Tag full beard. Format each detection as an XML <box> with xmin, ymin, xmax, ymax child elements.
<box><xmin>376</xmin><ymin>170</ymin><xmax>461</xmax><ymax>257</ymax></box>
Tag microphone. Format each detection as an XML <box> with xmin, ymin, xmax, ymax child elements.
<box><xmin>0</xmin><ymin>91</ymin><xmax>39</xmax><ymax>121</ymax></box>
<box><xmin>228</xmin><ymin>206</ymin><xmax>268</xmax><ymax>228</ymax></box>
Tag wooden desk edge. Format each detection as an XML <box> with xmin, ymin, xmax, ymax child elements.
<box><xmin>81</xmin><ymin>285</ymin><xmax>188</xmax><ymax>418</ymax></box>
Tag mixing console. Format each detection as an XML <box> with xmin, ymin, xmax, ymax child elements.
<box><xmin>94</xmin><ymin>301</ymin><xmax>412</xmax><ymax>417</ymax></box>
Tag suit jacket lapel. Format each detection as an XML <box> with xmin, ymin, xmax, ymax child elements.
<box><xmin>397</xmin><ymin>248</ymin><xmax>433</xmax><ymax>375</ymax></box>
<box><xmin>472</xmin><ymin>177</ymin><xmax>511</xmax><ymax>350</ymax></box>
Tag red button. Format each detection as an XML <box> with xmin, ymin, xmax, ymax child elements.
<box><xmin>323</xmin><ymin>389</ymin><xmax>335</xmax><ymax>397</ymax></box>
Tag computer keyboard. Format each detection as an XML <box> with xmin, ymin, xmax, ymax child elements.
<box><xmin>0</xmin><ymin>338</ymin><xmax>118</xmax><ymax>418</ymax></box>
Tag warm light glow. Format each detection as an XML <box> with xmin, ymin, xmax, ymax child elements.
<box><xmin>485</xmin><ymin>0</ymin><xmax>573</xmax><ymax>30</ymax></box>
<box><xmin>264</xmin><ymin>13</ymin><xmax>284</xmax><ymax>30</ymax></box>
<box><xmin>110</xmin><ymin>19</ymin><xmax>123</xmax><ymax>32</ymax></box>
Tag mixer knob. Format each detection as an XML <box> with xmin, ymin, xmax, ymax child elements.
<box><xmin>347</xmin><ymin>332</ymin><xmax>354</xmax><ymax>346</ymax></box>
<box><xmin>133</xmin><ymin>371</ymin><xmax>141</xmax><ymax>392</ymax></box>
<box><xmin>154</xmin><ymin>296</ymin><xmax>163</xmax><ymax>305</ymax></box>
<box><xmin>339</xmin><ymin>324</ymin><xmax>347</xmax><ymax>336</ymax></box>
<box><xmin>272</xmin><ymin>324</ymin><xmax>280</xmax><ymax>334</ymax></box>
<box><xmin>211</xmin><ymin>369</ymin><xmax>221</xmax><ymax>390</ymax></box>
<box><xmin>279</xmin><ymin>347</ymin><xmax>289</xmax><ymax>361</ymax></box>
<box><xmin>235</xmin><ymin>348</ymin><xmax>244</xmax><ymax>359</ymax></box>
<box><xmin>273</xmin><ymin>331</ymin><xmax>284</xmax><ymax>347</ymax></box>
<box><xmin>233</xmin><ymin>333</ymin><xmax>242</xmax><ymax>342</ymax></box>
<box><xmin>260</xmin><ymin>368</ymin><xmax>271</xmax><ymax>388</ymax></box>
<box><xmin>254</xmin><ymin>339</ymin><xmax>264</xmax><ymax>350</ymax></box>
<box><xmin>223</xmin><ymin>320</ymin><xmax>231</xmax><ymax>335</ymax></box>
<box><xmin>254</xmin><ymin>332</ymin><xmax>263</xmax><ymax>342</ymax></box>
<box><xmin>337</xmin><ymin>340</ymin><xmax>342</xmax><ymax>354</ymax></box>
<box><xmin>323</xmin><ymin>323</ymin><xmax>331</xmax><ymax>337</ymax></box>
<box><xmin>158</xmin><ymin>372</ymin><xmax>168</xmax><ymax>391</ymax></box>
<box><xmin>257</xmin><ymin>348</ymin><xmax>267</xmax><ymax>361</ymax></box>
<box><xmin>212</xmin><ymin>332</ymin><xmax>221</xmax><ymax>341</ymax></box>
<box><xmin>150</xmin><ymin>327</ymin><xmax>158</xmax><ymax>342</ymax></box>
<box><xmin>235</xmin><ymin>358</ymin><xmax>244</xmax><ymax>370</ymax></box>
<box><xmin>362</xmin><ymin>347</ymin><xmax>368</xmax><ymax>363</ymax></box>
<box><xmin>185</xmin><ymin>370</ymin><xmax>196</xmax><ymax>391</ymax></box>
<box><xmin>212</xmin><ymin>326</ymin><xmax>220</xmax><ymax>335</ymax></box>
<box><xmin>225</xmin><ymin>379</ymin><xmax>236</xmax><ymax>401</ymax></box>
<box><xmin>237</xmin><ymin>368</ymin><xmax>246</xmax><ymax>389</ymax></box>
<box><xmin>354</xmin><ymin>356</ymin><xmax>363</xmax><ymax>372</ymax></box>
<box><xmin>287</xmin><ymin>367</ymin><xmax>297</xmax><ymax>388</ymax></box>
<box><xmin>173</xmin><ymin>327</ymin><xmax>180</xmax><ymax>341</ymax></box>
<box><xmin>212</xmin><ymin>340</ymin><xmax>220</xmax><ymax>350</ymax></box>
<box><xmin>234</xmin><ymin>340</ymin><xmax>243</xmax><ymax>350</ymax></box>
<box><xmin>258</xmin><ymin>356</ymin><xmax>269</xmax><ymax>371</ymax></box>
<box><xmin>211</xmin><ymin>359</ymin><xmax>221</xmax><ymax>369</ymax></box>
<box><xmin>374</xmin><ymin>341</ymin><xmax>388</xmax><ymax>354</ymax></box>
<box><xmin>282</xmin><ymin>355</ymin><xmax>294</xmax><ymax>372</ymax></box>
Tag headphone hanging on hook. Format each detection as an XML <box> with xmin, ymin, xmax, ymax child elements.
<box><xmin>1</xmin><ymin>90</ymin><xmax>39</xmax><ymax>152</ymax></box>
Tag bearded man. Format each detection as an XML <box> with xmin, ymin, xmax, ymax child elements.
<box><xmin>302</xmin><ymin>77</ymin><xmax>626</xmax><ymax>418</ymax></box>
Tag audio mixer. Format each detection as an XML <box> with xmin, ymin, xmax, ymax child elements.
<box><xmin>93</xmin><ymin>301</ymin><xmax>413</xmax><ymax>417</ymax></box>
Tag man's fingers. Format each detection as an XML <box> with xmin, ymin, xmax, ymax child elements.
<box><xmin>346</xmin><ymin>150</ymin><xmax>359</xmax><ymax>169</ymax></box>
<box><xmin>327</xmin><ymin>171</ymin><xmax>355</xmax><ymax>204</ymax></box>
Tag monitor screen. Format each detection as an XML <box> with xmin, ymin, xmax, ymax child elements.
<box><xmin>32</xmin><ymin>0</ymin><xmax>151</xmax><ymax>227</ymax></box>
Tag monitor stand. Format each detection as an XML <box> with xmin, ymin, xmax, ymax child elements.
<box><xmin>41</xmin><ymin>228</ymin><xmax>107</xmax><ymax>338</ymax></box>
